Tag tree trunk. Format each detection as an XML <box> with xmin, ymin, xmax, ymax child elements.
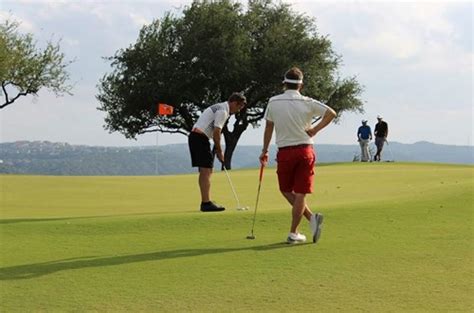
<box><xmin>222</xmin><ymin>135</ymin><xmax>238</xmax><ymax>170</ymax></box>
<box><xmin>222</xmin><ymin>115</ymin><xmax>248</xmax><ymax>170</ymax></box>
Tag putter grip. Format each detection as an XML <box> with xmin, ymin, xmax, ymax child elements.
<box><xmin>259</xmin><ymin>164</ymin><xmax>264</xmax><ymax>182</ymax></box>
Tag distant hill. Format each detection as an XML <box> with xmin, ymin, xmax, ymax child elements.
<box><xmin>0</xmin><ymin>140</ymin><xmax>472</xmax><ymax>175</ymax></box>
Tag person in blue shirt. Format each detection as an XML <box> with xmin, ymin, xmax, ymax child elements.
<box><xmin>357</xmin><ymin>120</ymin><xmax>373</xmax><ymax>162</ymax></box>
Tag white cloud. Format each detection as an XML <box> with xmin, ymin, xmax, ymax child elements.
<box><xmin>406</xmin><ymin>42</ymin><xmax>472</xmax><ymax>73</ymax></box>
<box><xmin>1</xmin><ymin>0</ymin><xmax>472</xmax><ymax>146</ymax></box>
<box><xmin>343</xmin><ymin>3</ymin><xmax>454</xmax><ymax>57</ymax></box>
<box><xmin>346</xmin><ymin>29</ymin><xmax>421</xmax><ymax>60</ymax></box>
<box><xmin>63</xmin><ymin>37</ymin><xmax>80</xmax><ymax>47</ymax></box>
<box><xmin>0</xmin><ymin>10</ymin><xmax>36</xmax><ymax>32</ymax></box>
<box><xmin>288</xmin><ymin>1</ymin><xmax>470</xmax><ymax>74</ymax></box>
<box><xmin>129</xmin><ymin>13</ymin><xmax>151</xmax><ymax>28</ymax></box>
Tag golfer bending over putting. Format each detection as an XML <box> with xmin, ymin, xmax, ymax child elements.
<box><xmin>188</xmin><ymin>92</ymin><xmax>247</xmax><ymax>212</ymax></box>
<box><xmin>259</xmin><ymin>67</ymin><xmax>336</xmax><ymax>244</ymax></box>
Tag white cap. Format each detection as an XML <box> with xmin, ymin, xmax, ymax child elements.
<box><xmin>362</xmin><ymin>119</ymin><xmax>368</xmax><ymax>123</ymax></box>
<box><xmin>377</xmin><ymin>115</ymin><xmax>383</xmax><ymax>119</ymax></box>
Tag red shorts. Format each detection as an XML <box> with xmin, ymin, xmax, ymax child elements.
<box><xmin>276</xmin><ymin>145</ymin><xmax>316</xmax><ymax>194</ymax></box>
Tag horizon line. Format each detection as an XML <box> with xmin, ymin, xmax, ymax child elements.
<box><xmin>1</xmin><ymin>140</ymin><xmax>473</xmax><ymax>148</ymax></box>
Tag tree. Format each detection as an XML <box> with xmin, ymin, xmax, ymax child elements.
<box><xmin>0</xmin><ymin>18</ymin><xmax>73</xmax><ymax>109</ymax></box>
<box><xmin>97</xmin><ymin>0</ymin><xmax>364</xmax><ymax>169</ymax></box>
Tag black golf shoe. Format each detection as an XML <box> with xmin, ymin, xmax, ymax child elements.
<box><xmin>200</xmin><ymin>201</ymin><xmax>225</xmax><ymax>212</ymax></box>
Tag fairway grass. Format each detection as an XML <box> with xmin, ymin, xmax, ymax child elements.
<box><xmin>1</xmin><ymin>163</ymin><xmax>473</xmax><ymax>312</ymax></box>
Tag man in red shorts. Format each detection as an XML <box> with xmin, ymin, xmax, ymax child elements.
<box><xmin>259</xmin><ymin>67</ymin><xmax>336</xmax><ymax>244</ymax></box>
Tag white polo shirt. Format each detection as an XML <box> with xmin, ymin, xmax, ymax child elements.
<box><xmin>264</xmin><ymin>90</ymin><xmax>330</xmax><ymax>148</ymax></box>
<box><xmin>193</xmin><ymin>102</ymin><xmax>230</xmax><ymax>139</ymax></box>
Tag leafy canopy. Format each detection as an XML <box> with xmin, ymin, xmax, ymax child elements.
<box><xmin>0</xmin><ymin>18</ymin><xmax>73</xmax><ymax>109</ymax></box>
<box><xmin>97</xmin><ymin>0</ymin><xmax>364</xmax><ymax>168</ymax></box>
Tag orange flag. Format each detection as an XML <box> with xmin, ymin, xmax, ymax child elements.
<box><xmin>158</xmin><ymin>103</ymin><xmax>173</xmax><ymax>116</ymax></box>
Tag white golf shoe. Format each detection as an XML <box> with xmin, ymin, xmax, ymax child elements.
<box><xmin>310</xmin><ymin>213</ymin><xmax>324</xmax><ymax>244</ymax></box>
<box><xmin>287</xmin><ymin>232</ymin><xmax>306</xmax><ymax>244</ymax></box>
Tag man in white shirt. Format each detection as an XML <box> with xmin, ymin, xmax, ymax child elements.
<box><xmin>259</xmin><ymin>67</ymin><xmax>336</xmax><ymax>244</ymax></box>
<box><xmin>188</xmin><ymin>92</ymin><xmax>247</xmax><ymax>212</ymax></box>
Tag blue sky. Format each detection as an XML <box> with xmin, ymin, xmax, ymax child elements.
<box><xmin>1</xmin><ymin>0</ymin><xmax>472</xmax><ymax>147</ymax></box>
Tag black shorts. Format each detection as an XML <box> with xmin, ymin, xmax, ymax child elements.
<box><xmin>188</xmin><ymin>132</ymin><xmax>214</xmax><ymax>168</ymax></box>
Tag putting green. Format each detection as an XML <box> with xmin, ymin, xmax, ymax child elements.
<box><xmin>1</xmin><ymin>163</ymin><xmax>472</xmax><ymax>312</ymax></box>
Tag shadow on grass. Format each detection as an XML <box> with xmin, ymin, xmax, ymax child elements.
<box><xmin>0</xmin><ymin>212</ymin><xmax>184</xmax><ymax>224</ymax></box>
<box><xmin>0</xmin><ymin>243</ymin><xmax>306</xmax><ymax>280</ymax></box>
<box><xmin>0</xmin><ymin>218</ymin><xmax>75</xmax><ymax>224</ymax></box>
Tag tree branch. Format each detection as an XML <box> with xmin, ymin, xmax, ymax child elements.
<box><xmin>2</xmin><ymin>82</ymin><xmax>9</xmax><ymax>104</ymax></box>
<box><xmin>247</xmin><ymin>112</ymin><xmax>265</xmax><ymax>124</ymax></box>
<box><xmin>1</xmin><ymin>82</ymin><xmax>29</xmax><ymax>109</ymax></box>
<box><xmin>140</xmin><ymin>128</ymin><xmax>188</xmax><ymax>136</ymax></box>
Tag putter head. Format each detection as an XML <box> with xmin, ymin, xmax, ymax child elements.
<box><xmin>237</xmin><ymin>206</ymin><xmax>249</xmax><ymax>211</ymax></box>
<box><xmin>246</xmin><ymin>234</ymin><xmax>256</xmax><ymax>240</ymax></box>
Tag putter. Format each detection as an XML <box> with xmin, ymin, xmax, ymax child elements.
<box><xmin>385</xmin><ymin>140</ymin><xmax>395</xmax><ymax>162</ymax></box>
<box><xmin>247</xmin><ymin>163</ymin><xmax>265</xmax><ymax>240</ymax></box>
<box><xmin>222</xmin><ymin>164</ymin><xmax>249</xmax><ymax>211</ymax></box>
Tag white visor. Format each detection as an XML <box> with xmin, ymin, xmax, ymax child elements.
<box><xmin>282</xmin><ymin>78</ymin><xmax>303</xmax><ymax>84</ymax></box>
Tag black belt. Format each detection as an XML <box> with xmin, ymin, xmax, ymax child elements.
<box><xmin>278</xmin><ymin>144</ymin><xmax>312</xmax><ymax>151</ymax></box>
<box><xmin>190</xmin><ymin>130</ymin><xmax>208</xmax><ymax>139</ymax></box>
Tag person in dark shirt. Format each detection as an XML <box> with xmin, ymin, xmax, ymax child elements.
<box><xmin>374</xmin><ymin>115</ymin><xmax>388</xmax><ymax>161</ymax></box>
<box><xmin>357</xmin><ymin>119</ymin><xmax>372</xmax><ymax>162</ymax></box>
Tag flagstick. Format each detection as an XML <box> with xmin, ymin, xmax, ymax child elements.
<box><xmin>156</xmin><ymin>103</ymin><xmax>173</xmax><ymax>176</ymax></box>
<box><xmin>155</xmin><ymin>130</ymin><xmax>159</xmax><ymax>175</ymax></box>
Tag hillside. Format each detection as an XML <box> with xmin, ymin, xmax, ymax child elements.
<box><xmin>0</xmin><ymin>140</ymin><xmax>472</xmax><ymax>175</ymax></box>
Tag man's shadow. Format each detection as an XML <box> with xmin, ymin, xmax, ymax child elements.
<box><xmin>0</xmin><ymin>242</ymin><xmax>306</xmax><ymax>280</ymax></box>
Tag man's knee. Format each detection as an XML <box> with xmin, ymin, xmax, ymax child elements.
<box><xmin>281</xmin><ymin>191</ymin><xmax>294</xmax><ymax>201</ymax></box>
<box><xmin>293</xmin><ymin>192</ymin><xmax>306</xmax><ymax>199</ymax></box>
<box><xmin>199</xmin><ymin>167</ymin><xmax>213</xmax><ymax>177</ymax></box>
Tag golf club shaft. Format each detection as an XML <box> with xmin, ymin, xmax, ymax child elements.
<box><xmin>223</xmin><ymin>164</ymin><xmax>241</xmax><ymax>207</ymax></box>
<box><xmin>250</xmin><ymin>164</ymin><xmax>265</xmax><ymax>235</ymax></box>
<box><xmin>385</xmin><ymin>139</ymin><xmax>395</xmax><ymax>160</ymax></box>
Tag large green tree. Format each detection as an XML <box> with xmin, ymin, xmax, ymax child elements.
<box><xmin>97</xmin><ymin>0</ymin><xmax>364</xmax><ymax>169</ymax></box>
<box><xmin>0</xmin><ymin>19</ymin><xmax>73</xmax><ymax>109</ymax></box>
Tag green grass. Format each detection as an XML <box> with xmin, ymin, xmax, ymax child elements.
<box><xmin>1</xmin><ymin>163</ymin><xmax>473</xmax><ymax>312</ymax></box>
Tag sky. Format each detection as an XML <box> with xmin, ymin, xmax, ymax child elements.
<box><xmin>0</xmin><ymin>0</ymin><xmax>472</xmax><ymax>147</ymax></box>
